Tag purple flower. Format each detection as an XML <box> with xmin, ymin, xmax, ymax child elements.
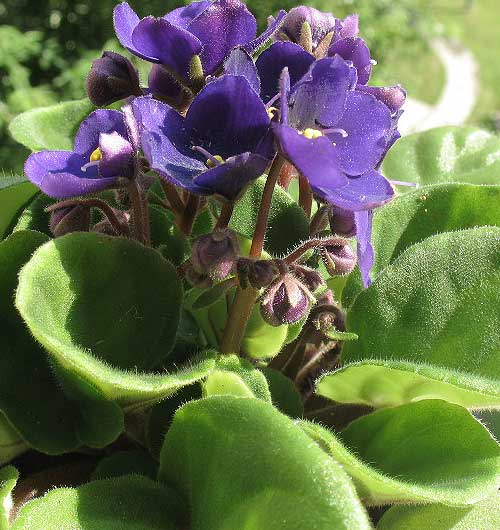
<box><xmin>113</xmin><ymin>1</ymin><xmax>285</xmax><ymax>83</ymax></box>
<box><xmin>132</xmin><ymin>75</ymin><xmax>273</xmax><ymax>200</ymax></box>
<box><xmin>24</xmin><ymin>109</ymin><xmax>138</xmax><ymax>199</ymax></box>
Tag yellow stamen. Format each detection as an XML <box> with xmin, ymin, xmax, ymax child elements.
<box><xmin>301</xmin><ymin>128</ymin><xmax>323</xmax><ymax>140</ymax></box>
<box><xmin>89</xmin><ymin>147</ymin><xmax>102</xmax><ymax>162</ymax></box>
<box><xmin>267</xmin><ymin>106</ymin><xmax>278</xmax><ymax>119</ymax></box>
<box><xmin>206</xmin><ymin>155</ymin><xmax>224</xmax><ymax>168</ymax></box>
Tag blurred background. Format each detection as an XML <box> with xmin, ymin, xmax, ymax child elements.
<box><xmin>0</xmin><ymin>0</ymin><xmax>498</xmax><ymax>175</ymax></box>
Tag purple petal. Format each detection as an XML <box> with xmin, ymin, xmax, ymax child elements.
<box><xmin>122</xmin><ymin>104</ymin><xmax>140</xmax><ymax>152</ymax></box>
<box><xmin>194</xmin><ymin>152</ymin><xmax>270</xmax><ymax>199</ymax></box>
<box><xmin>131</xmin><ymin>17</ymin><xmax>202</xmax><ymax>77</ymax></box>
<box><xmin>99</xmin><ymin>132</ymin><xmax>134</xmax><ymax>178</ymax></box>
<box><xmin>256</xmin><ymin>42</ymin><xmax>314</xmax><ymax>103</ymax></box>
<box><xmin>163</xmin><ymin>1</ymin><xmax>212</xmax><ymax>28</ymax></box>
<box><xmin>24</xmin><ymin>151</ymin><xmax>116</xmax><ymax>199</ymax></box>
<box><xmin>113</xmin><ymin>2</ymin><xmax>141</xmax><ymax>56</ymax></box>
<box><xmin>185</xmin><ymin>75</ymin><xmax>270</xmax><ymax>158</ymax></box>
<box><xmin>73</xmin><ymin>110</ymin><xmax>127</xmax><ymax>159</ymax></box>
<box><xmin>273</xmin><ymin>124</ymin><xmax>348</xmax><ymax>190</ymax></box>
<box><xmin>223</xmin><ymin>47</ymin><xmax>260</xmax><ymax>94</ymax></box>
<box><xmin>243</xmin><ymin>9</ymin><xmax>287</xmax><ymax>54</ymax></box>
<box><xmin>318</xmin><ymin>170</ymin><xmax>394</xmax><ymax>211</ymax></box>
<box><xmin>187</xmin><ymin>0</ymin><xmax>257</xmax><ymax>74</ymax></box>
<box><xmin>290</xmin><ymin>56</ymin><xmax>357</xmax><ymax>130</ymax></box>
<box><xmin>338</xmin><ymin>14</ymin><xmax>359</xmax><ymax>39</ymax></box>
<box><xmin>354</xmin><ymin>209</ymin><xmax>374</xmax><ymax>288</ymax></box>
<box><xmin>332</xmin><ymin>91</ymin><xmax>392</xmax><ymax>176</ymax></box>
<box><xmin>329</xmin><ymin>37</ymin><xmax>371</xmax><ymax>85</ymax></box>
<box><xmin>278</xmin><ymin>6</ymin><xmax>336</xmax><ymax>49</ymax></box>
<box><xmin>356</xmin><ymin>84</ymin><xmax>406</xmax><ymax>114</ymax></box>
<box><xmin>148</xmin><ymin>65</ymin><xmax>187</xmax><ymax>105</ymax></box>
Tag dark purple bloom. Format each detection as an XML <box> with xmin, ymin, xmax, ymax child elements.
<box><xmin>191</xmin><ymin>229</ymin><xmax>240</xmax><ymax>281</ymax></box>
<box><xmin>25</xmin><ymin>109</ymin><xmax>138</xmax><ymax>199</ymax></box>
<box><xmin>114</xmin><ymin>1</ymin><xmax>285</xmax><ymax>82</ymax></box>
<box><xmin>133</xmin><ymin>75</ymin><xmax>273</xmax><ymax>200</ymax></box>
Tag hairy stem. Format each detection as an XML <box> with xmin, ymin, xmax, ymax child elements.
<box><xmin>128</xmin><ymin>179</ymin><xmax>148</xmax><ymax>245</ymax></box>
<box><xmin>159</xmin><ymin>179</ymin><xmax>185</xmax><ymax>215</ymax></box>
<box><xmin>215</xmin><ymin>201</ymin><xmax>234</xmax><ymax>230</ymax></box>
<box><xmin>179</xmin><ymin>193</ymin><xmax>200</xmax><ymax>236</ymax></box>
<box><xmin>298</xmin><ymin>174</ymin><xmax>312</xmax><ymax>219</ymax></box>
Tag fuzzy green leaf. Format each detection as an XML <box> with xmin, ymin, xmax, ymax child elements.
<box><xmin>303</xmin><ymin>400</ymin><xmax>500</xmax><ymax>506</ymax></box>
<box><xmin>0</xmin><ymin>413</ymin><xmax>28</xmax><ymax>465</ymax></box>
<box><xmin>0</xmin><ymin>465</ymin><xmax>18</xmax><ymax>530</ymax></box>
<box><xmin>11</xmin><ymin>475</ymin><xmax>186</xmax><ymax>530</ymax></box>
<box><xmin>382</xmin><ymin>126</ymin><xmax>500</xmax><ymax>187</ymax></box>
<box><xmin>319</xmin><ymin>227</ymin><xmax>500</xmax><ymax>409</ymax></box>
<box><xmin>9</xmin><ymin>99</ymin><xmax>94</xmax><ymax>152</ymax></box>
<box><xmin>159</xmin><ymin>396</ymin><xmax>371</xmax><ymax>530</ymax></box>
<box><xmin>0</xmin><ymin>177</ymin><xmax>38</xmax><ymax>240</ymax></box>
<box><xmin>91</xmin><ymin>450</ymin><xmax>158</xmax><ymax>481</ymax></box>
<box><xmin>377</xmin><ymin>492</ymin><xmax>500</xmax><ymax>530</ymax></box>
<box><xmin>260</xmin><ymin>367</ymin><xmax>304</xmax><ymax>417</ymax></box>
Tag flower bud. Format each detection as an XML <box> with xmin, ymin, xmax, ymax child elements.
<box><xmin>321</xmin><ymin>241</ymin><xmax>357</xmax><ymax>276</ymax></box>
<box><xmin>237</xmin><ymin>258</ymin><xmax>279</xmax><ymax>289</ymax></box>
<box><xmin>191</xmin><ymin>229</ymin><xmax>239</xmax><ymax>281</ymax></box>
<box><xmin>49</xmin><ymin>204</ymin><xmax>91</xmax><ymax>238</ymax></box>
<box><xmin>178</xmin><ymin>260</ymin><xmax>213</xmax><ymax>289</ymax></box>
<box><xmin>290</xmin><ymin>264</ymin><xmax>324</xmax><ymax>292</ymax></box>
<box><xmin>329</xmin><ymin>206</ymin><xmax>356</xmax><ymax>237</ymax></box>
<box><xmin>86</xmin><ymin>51</ymin><xmax>141</xmax><ymax>106</ymax></box>
<box><xmin>260</xmin><ymin>273</ymin><xmax>315</xmax><ymax>327</ymax></box>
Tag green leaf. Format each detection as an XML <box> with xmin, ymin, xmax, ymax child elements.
<box><xmin>191</xmin><ymin>279</ymin><xmax>236</xmax><ymax>310</ymax></box>
<box><xmin>0</xmin><ymin>413</ymin><xmax>28</xmax><ymax>465</ymax></box>
<box><xmin>343</xmin><ymin>183</ymin><xmax>500</xmax><ymax>307</ymax></box>
<box><xmin>0</xmin><ymin>178</ymin><xmax>38</xmax><ymax>240</ymax></box>
<box><xmin>91</xmin><ymin>450</ymin><xmax>158</xmax><ymax>481</ymax></box>
<box><xmin>149</xmin><ymin>205</ymin><xmax>189</xmax><ymax>265</ymax></box>
<box><xmin>377</xmin><ymin>492</ymin><xmax>500</xmax><ymax>530</ymax></box>
<box><xmin>324</xmin><ymin>329</ymin><xmax>359</xmax><ymax>341</ymax></box>
<box><xmin>382</xmin><ymin>126</ymin><xmax>500</xmax><ymax>187</ymax></box>
<box><xmin>0</xmin><ymin>465</ymin><xmax>18</xmax><ymax>530</ymax></box>
<box><xmin>11</xmin><ymin>475</ymin><xmax>187</xmax><ymax>530</ymax></box>
<box><xmin>12</xmin><ymin>193</ymin><xmax>53</xmax><ymax>236</ymax></box>
<box><xmin>229</xmin><ymin>176</ymin><xmax>309</xmax><ymax>256</ymax></box>
<box><xmin>159</xmin><ymin>396</ymin><xmax>371</xmax><ymax>530</ymax></box>
<box><xmin>202</xmin><ymin>354</ymin><xmax>271</xmax><ymax>401</ymax></box>
<box><xmin>16</xmin><ymin>233</ymin><xmax>215</xmax><ymax>409</ymax></box>
<box><xmin>0</xmin><ymin>231</ymin><xmax>79</xmax><ymax>454</ymax></box>
<box><xmin>9</xmin><ymin>99</ymin><xmax>94</xmax><ymax>152</ymax></box>
<box><xmin>303</xmin><ymin>400</ymin><xmax>500</xmax><ymax>506</ymax></box>
<box><xmin>320</xmin><ymin>227</ymin><xmax>500</xmax><ymax>409</ymax></box>
<box><xmin>260</xmin><ymin>367</ymin><xmax>303</xmax><ymax>417</ymax></box>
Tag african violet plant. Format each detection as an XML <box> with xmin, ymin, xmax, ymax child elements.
<box><xmin>1</xmin><ymin>1</ymin><xmax>499</xmax><ymax>529</ymax></box>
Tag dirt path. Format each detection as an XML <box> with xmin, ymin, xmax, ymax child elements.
<box><xmin>399</xmin><ymin>38</ymin><xmax>478</xmax><ymax>135</ymax></box>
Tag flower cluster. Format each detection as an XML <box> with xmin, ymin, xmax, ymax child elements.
<box><xmin>23</xmin><ymin>1</ymin><xmax>404</xmax><ymax>333</ymax></box>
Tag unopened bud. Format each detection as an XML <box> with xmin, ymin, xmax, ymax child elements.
<box><xmin>237</xmin><ymin>258</ymin><xmax>279</xmax><ymax>289</ymax></box>
<box><xmin>49</xmin><ymin>205</ymin><xmax>91</xmax><ymax>238</ymax></box>
<box><xmin>329</xmin><ymin>206</ymin><xmax>356</xmax><ymax>237</ymax></box>
<box><xmin>321</xmin><ymin>241</ymin><xmax>356</xmax><ymax>276</ymax></box>
<box><xmin>261</xmin><ymin>273</ymin><xmax>314</xmax><ymax>326</ymax></box>
<box><xmin>191</xmin><ymin>229</ymin><xmax>239</xmax><ymax>281</ymax></box>
<box><xmin>178</xmin><ymin>260</ymin><xmax>213</xmax><ymax>289</ymax></box>
<box><xmin>86</xmin><ymin>51</ymin><xmax>141</xmax><ymax>106</ymax></box>
<box><xmin>290</xmin><ymin>264</ymin><xmax>324</xmax><ymax>292</ymax></box>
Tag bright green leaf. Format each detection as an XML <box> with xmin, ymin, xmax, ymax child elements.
<box><xmin>11</xmin><ymin>475</ymin><xmax>186</xmax><ymax>530</ymax></box>
<box><xmin>377</xmin><ymin>492</ymin><xmax>500</xmax><ymax>530</ymax></box>
<box><xmin>303</xmin><ymin>400</ymin><xmax>500</xmax><ymax>506</ymax></box>
<box><xmin>0</xmin><ymin>177</ymin><xmax>38</xmax><ymax>240</ymax></box>
<box><xmin>9</xmin><ymin>99</ymin><xmax>94</xmax><ymax>152</ymax></box>
<box><xmin>0</xmin><ymin>465</ymin><xmax>18</xmax><ymax>530</ymax></box>
<box><xmin>12</xmin><ymin>193</ymin><xmax>53</xmax><ymax>236</ymax></box>
<box><xmin>382</xmin><ymin>126</ymin><xmax>500</xmax><ymax>187</ymax></box>
<box><xmin>320</xmin><ymin>227</ymin><xmax>500</xmax><ymax>409</ymax></box>
<box><xmin>159</xmin><ymin>396</ymin><xmax>371</xmax><ymax>530</ymax></box>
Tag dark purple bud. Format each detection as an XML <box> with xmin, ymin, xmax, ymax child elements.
<box><xmin>321</xmin><ymin>242</ymin><xmax>357</xmax><ymax>276</ymax></box>
<box><xmin>329</xmin><ymin>206</ymin><xmax>356</xmax><ymax>237</ymax></box>
<box><xmin>290</xmin><ymin>264</ymin><xmax>324</xmax><ymax>292</ymax></box>
<box><xmin>178</xmin><ymin>260</ymin><xmax>213</xmax><ymax>289</ymax></box>
<box><xmin>191</xmin><ymin>229</ymin><xmax>240</xmax><ymax>281</ymax></box>
<box><xmin>86</xmin><ymin>51</ymin><xmax>141</xmax><ymax>106</ymax></box>
<box><xmin>260</xmin><ymin>273</ymin><xmax>314</xmax><ymax>326</ymax></box>
<box><xmin>50</xmin><ymin>204</ymin><xmax>91</xmax><ymax>238</ymax></box>
<box><xmin>237</xmin><ymin>258</ymin><xmax>279</xmax><ymax>289</ymax></box>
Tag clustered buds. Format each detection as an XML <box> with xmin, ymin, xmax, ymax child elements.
<box><xmin>236</xmin><ymin>258</ymin><xmax>279</xmax><ymax>289</ymax></box>
<box><xmin>86</xmin><ymin>51</ymin><xmax>142</xmax><ymax>106</ymax></box>
<box><xmin>321</xmin><ymin>241</ymin><xmax>357</xmax><ymax>276</ymax></box>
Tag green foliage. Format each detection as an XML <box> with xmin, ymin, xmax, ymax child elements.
<box><xmin>159</xmin><ymin>396</ymin><xmax>372</xmax><ymax>530</ymax></box>
<box><xmin>91</xmin><ymin>450</ymin><xmax>158</xmax><ymax>481</ymax></box>
<box><xmin>0</xmin><ymin>176</ymin><xmax>38</xmax><ymax>240</ymax></box>
<box><xmin>0</xmin><ymin>413</ymin><xmax>28</xmax><ymax>465</ymax></box>
<box><xmin>260</xmin><ymin>367</ymin><xmax>304</xmax><ymax>417</ymax></box>
<box><xmin>0</xmin><ymin>465</ymin><xmax>18</xmax><ymax>530</ymax></box>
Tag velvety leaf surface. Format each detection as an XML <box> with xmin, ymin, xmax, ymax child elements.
<box><xmin>203</xmin><ymin>355</ymin><xmax>271</xmax><ymax>401</ymax></box>
<box><xmin>16</xmin><ymin>233</ymin><xmax>215</xmax><ymax>409</ymax></box>
<box><xmin>159</xmin><ymin>396</ymin><xmax>371</xmax><ymax>530</ymax></box>
<box><xmin>0</xmin><ymin>413</ymin><xmax>28</xmax><ymax>465</ymax></box>
<box><xmin>260</xmin><ymin>367</ymin><xmax>304</xmax><ymax>417</ymax></box>
<box><xmin>12</xmin><ymin>193</ymin><xmax>54</xmax><ymax>236</ymax></box>
<box><xmin>149</xmin><ymin>205</ymin><xmax>189</xmax><ymax>264</ymax></box>
<box><xmin>343</xmin><ymin>183</ymin><xmax>500</xmax><ymax>307</ymax></box>
<box><xmin>0</xmin><ymin>465</ymin><xmax>18</xmax><ymax>530</ymax></box>
<box><xmin>304</xmin><ymin>400</ymin><xmax>500</xmax><ymax>506</ymax></box>
<box><xmin>229</xmin><ymin>176</ymin><xmax>310</xmax><ymax>256</ymax></box>
<box><xmin>91</xmin><ymin>450</ymin><xmax>158</xmax><ymax>481</ymax></box>
<box><xmin>0</xmin><ymin>230</ymin><xmax>79</xmax><ymax>454</ymax></box>
<box><xmin>382</xmin><ymin>126</ymin><xmax>500</xmax><ymax>187</ymax></box>
<box><xmin>9</xmin><ymin>99</ymin><xmax>94</xmax><ymax>152</ymax></box>
<box><xmin>377</xmin><ymin>492</ymin><xmax>500</xmax><ymax>530</ymax></box>
<box><xmin>11</xmin><ymin>475</ymin><xmax>186</xmax><ymax>530</ymax></box>
<box><xmin>319</xmin><ymin>227</ymin><xmax>500</xmax><ymax>409</ymax></box>
<box><xmin>0</xmin><ymin>177</ymin><xmax>38</xmax><ymax>240</ymax></box>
